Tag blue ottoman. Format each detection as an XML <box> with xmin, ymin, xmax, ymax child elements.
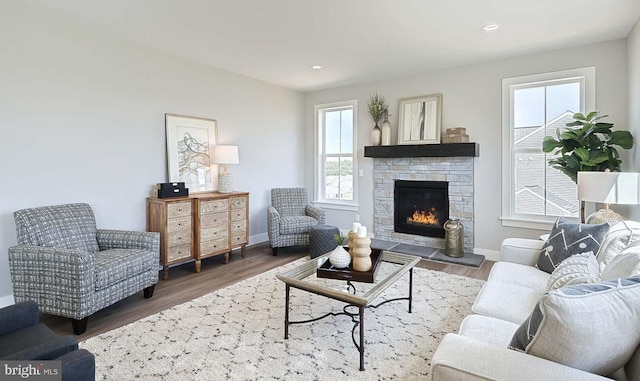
<box><xmin>309</xmin><ymin>225</ymin><xmax>340</xmax><ymax>259</ymax></box>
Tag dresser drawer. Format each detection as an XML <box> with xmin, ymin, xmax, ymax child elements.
<box><xmin>167</xmin><ymin>230</ymin><xmax>192</xmax><ymax>246</ymax></box>
<box><xmin>231</xmin><ymin>233</ymin><xmax>247</xmax><ymax>245</ymax></box>
<box><xmin>230</xmin><ymin>220</ymin><xmax>246</xmax><ymax>234</ymax></box>
<box><xmin>166</xmin><ymin>243</ymin><xmax>192</xmax><ymax>262</ymax></box>
<box><xmin>200</xmin><ymin>225</ymin><xmax>229</xmax><ymax>242</ymax></box>
<box><xmin>199</xmin><ymin>199</ymin><xmax>229</xmax><ymax>215</ymax></box>
<box><xmin>230</xmin><ymin>196</ymin><xmax>247</xmax><ymax>209</ymax></box>
<box><xmin>200</xmin><ymin>212</ymin><xmax>228</xmax><ymax>228</ymax></box>
<box><xmin>167</xmin><ymin>216</ymin><xmax>191</xmax><ymax>232</ymax></box>
<box><xmin>200</xmin><ymin>237</ymin><xmax>229</xmax><ymax>254</ymax></box>
<box><xmin>230</xmin><ymin>208</ymin><xmax>246</xmax><ymax>222</ymax></box>
<box><xmin>167</xmin><ymin>201</ymin><xmax>191</xmax><ymax>218</ymax></box>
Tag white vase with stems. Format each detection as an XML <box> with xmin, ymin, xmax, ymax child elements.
<box><xmin>381</xmin><ymin>109</ymin><xmax>391</xmax><ymax>146</ymax></box>
<box><xmin>367</xmin><ymin>92</ymin><xmax>387</xmax><ymax>147</ymax></box>
<box><xmin>372</xmin><ymin>124</ymin><xmax>382</xmax><ymax>146</ymax></box>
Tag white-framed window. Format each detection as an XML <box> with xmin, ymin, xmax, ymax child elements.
<box><xmin>501</xmin><ymin>67</ymin><xmax>595</xmax><ymax>230</ymax></box>
<box><xmin>314</xmin><ymin>100</ymin><xmax>358</xmax><ymax>211</ymax></box>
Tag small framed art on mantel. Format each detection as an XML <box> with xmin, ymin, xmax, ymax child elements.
<box><xmin>165</xmin><ymin>113</ymin><xmax>218</xmax><ymax>193</ymax></box>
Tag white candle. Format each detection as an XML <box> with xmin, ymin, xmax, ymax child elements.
<box><xmin>352</xmin><ymin>222</ymin><xmax>361</xmax><ymax>233</ymax></box>
<box><xmin>357</xmin><ymin>225</ymin><xmax>367</xmax><ymax>238</ymax></box>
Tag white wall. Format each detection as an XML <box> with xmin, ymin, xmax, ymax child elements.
<box><xmin>628</xmin><ymin>18</ymin><xmax>640</xmax><ymax>221</ymax></box>
<box><xmin>0</xmin><ymin>3</ymin><xmax>305</xmax><ymax>304</ymax></box>
<box><xmin>304</xmin><ymin>39</ymin><xmax>629</xmax><ymax>258</ymax></box>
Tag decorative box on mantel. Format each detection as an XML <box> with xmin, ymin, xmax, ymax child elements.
<box><xmin>364</xmin><ymin>143</ymin><xmax>478</xmax><ymax>158</ymax></box>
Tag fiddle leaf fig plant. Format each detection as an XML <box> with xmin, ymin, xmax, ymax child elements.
<box><xmin>542</xmin><ymin>111</ymin><xmax>634</xmax><ymax>183</ymax></box>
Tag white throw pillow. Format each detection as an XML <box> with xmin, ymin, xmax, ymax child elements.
<box><xmin>601</xmin><ymin>241</ymin><xmax>640</xmax><ymax>281</ymax></box>
<box><xmin>510</xmin><ymin>277</ymin><xmax>640</xmax><ymax>376</ymax></box>
<box><xmin>597</xmin><ymin>220</ymin><xmax>640</xmax><ymax>272</ymax></box>
<box><xmin>546</xmin><ymin>251</ymin><xmax>600</xmax><ymax>291</ymax></box>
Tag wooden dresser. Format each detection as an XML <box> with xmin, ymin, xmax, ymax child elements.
<box><xmin>147</xmin><ymin>191</ymin><xmax>249</xmax><ymax>280</ymax></box>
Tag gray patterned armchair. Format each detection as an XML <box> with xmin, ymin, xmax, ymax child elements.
<box><xmin>267</xmin><ymin>187</ymin><xmax>325</xmax><ymax>256</ymax></box>
<box><xmin>8</xmin><ymin>203</ymin><xmax>159</xmax><ymax>335</ymax></box>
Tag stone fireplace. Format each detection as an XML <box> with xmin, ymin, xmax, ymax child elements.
<box><xmin>368</xmin><ymin>145</ymin><xmax>476</xmax><ymax>252</ymax></box>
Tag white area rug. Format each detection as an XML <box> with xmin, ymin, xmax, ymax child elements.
<box><xmin>81</xmin><ymin>259</ymin><xmax>484</xmax><ymax>380</ymax></box>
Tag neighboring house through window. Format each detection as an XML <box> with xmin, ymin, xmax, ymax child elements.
<box><xmin>314</xmin><ymin>100</ymin><xmax>358</xmax><ymax>211</ymax></box>
<box><xmin>501</xmin><ymin>67</ymin><xmax>595</xmax><ymax>229</ymax></box>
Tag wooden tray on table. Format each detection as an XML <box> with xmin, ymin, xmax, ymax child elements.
<box><xmin>317</xmin><ymin>248</ymin><xmax>382</xmax><ymax>283</ymax></box>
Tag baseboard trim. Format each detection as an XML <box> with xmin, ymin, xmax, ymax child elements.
<box><xmin>0</xmin><ymin>294</ymin><xmax>15</xmax><ymax>308</ymax></box>
<box><xmin>248</xmin><ymin>233</ymin><xmax>268</xmax><ymax>247</ymax></box>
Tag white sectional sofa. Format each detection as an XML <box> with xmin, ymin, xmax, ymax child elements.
<box><xmin>431</xmin><ymin>221</ymin><xmax>640</xmax><ymax>381</ymax></box>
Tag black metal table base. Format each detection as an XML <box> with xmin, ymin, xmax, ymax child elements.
<box><xmin>284</xmin><ymin>268</ymin><xmax>414</xmax><ymax>371</ymax></box>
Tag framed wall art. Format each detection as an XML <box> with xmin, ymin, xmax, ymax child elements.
<box><xmin>397</xmin><ymin>94</ymin><xmax>442</xmax><ymax>145</ymax></box>
<box><xmin>165</xmin><ymin>113</ymin><xmax>218</xmax><ymax>192</ymax></box>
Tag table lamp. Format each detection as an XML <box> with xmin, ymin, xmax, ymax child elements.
<box><xmin>212</xmin><ymin>145</ymin><xmax>239</xmax><ymax>193</ymax></box>
<box><xmin>577</xmin><ymin>171</ymin><xmax>640</xmax><ymax>224</ymax></box>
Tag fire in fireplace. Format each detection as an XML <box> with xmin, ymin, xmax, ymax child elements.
<box><xmin>394</xmin><ymin>180</ymin><xmax>449</xmax><ymax>238</ymax></box>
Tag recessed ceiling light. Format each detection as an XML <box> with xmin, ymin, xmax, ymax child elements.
<box><xmin>481</xmin><ymin>24</ymin><xmax>499</xmax><ymax>32</ymax></box>
<box><xmin>311</xmin><ymin>65</ymin><xmax>323</xmax><ymax>70</ymax></box>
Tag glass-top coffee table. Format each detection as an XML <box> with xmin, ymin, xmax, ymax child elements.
<box><xmin>276</xmin><ymin>250</ymin><xmax>420</xmax><ymax>371</ymax></box>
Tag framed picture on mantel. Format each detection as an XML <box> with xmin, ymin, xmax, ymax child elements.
<box><xmin>397</xmin><ymin>94</ymin><xmax>442</xmax><ymax>145</ymax></box>
<box><xmin>165</xmin><ymin>113</ymin><xmax>218</xmax><ymax>193</ymax></box>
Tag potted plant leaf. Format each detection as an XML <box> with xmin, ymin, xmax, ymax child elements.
<box><xmin>542</xmin><ymin>111</ymin><xmax>633</xmax><ymax>218</ymax></box>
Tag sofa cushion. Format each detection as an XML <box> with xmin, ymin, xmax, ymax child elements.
<box><xmin>472</xmin><ymin>281</ymin><xmax>544</xmax><ymax>324</ymax></box>
<box><xmin>546</xmin><ymin>251</ymin><xmax>600</xmax><ymax>291</ymax></box>
<box><xmin>626</xmin><ymin>344</ymin><xmax>640</xmax><ymax>381</ymax></box>
<box><xmin>597</xmin><ymin>220</ymin><xmax>640</xmax><ymax>272</ymax></box>
<box><xmin>488</xmin><ymin>262</ymin><xmax>549</xmax><ymax>292</ymax></box>
<box><xmin>509</xmin><ymin>276</ymin><xmax>640</xmax><ymax>376</ymax></box>
<box><xmin>0</xmin><ymin>323</ymin><xmax>56</xmax><ymax>358</ymax></box>
<box><xmin>94</xmin><ymin>249</ymin><xmax>155</xmax><ymax>290</ymax></box>
<box><xmin>279</xmin><ymin>216</ymin><xmax>319</xmax><ymax>235</ymax></box>
<box><xmin>600</xmin><ymin>242</ymin><xmax>640</xmax><ymax>281</ymax></box>
<box><xmin>458</xmin><ymin>314</ymin><xmax>521</xmax><ymax>348</ymax></box>
<box><xmin>536</xmin><ymin>218</ymin><xmax>609</xmax><ymax>274</ymax></box>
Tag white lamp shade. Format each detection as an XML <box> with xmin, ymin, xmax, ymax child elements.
<box><xmin>211</xmin><ymin>145</ymin><xmax>239</xmax><ymax>164</ymax></box>
<box><xmin>577</xmin><ymin>172</ymin><xmax>640</xmax><ymax>205</ymax></box>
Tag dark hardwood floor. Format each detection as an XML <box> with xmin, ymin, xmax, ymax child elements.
<box><xmin>42</xmin><ymin>243</ymin><xmax>493</xmax><ymax>340</ymax></box>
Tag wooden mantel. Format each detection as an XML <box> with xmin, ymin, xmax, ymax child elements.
<box><xmin>364</xmin><ymin>142</ymin><xmax>479</xmax><ymax>158</ymax></box>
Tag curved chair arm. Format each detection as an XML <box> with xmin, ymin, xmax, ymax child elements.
<box><xmin>267</xmin><ymin>206</ymin><xmax>281</xmax><ymax>241</ymax></box>
<box><xmin>306</xmin><ymin>205</ymin><xmax>326</xmax><ymax>225</ymax></box>
<box><xmin>0</xmin><ymin>300</ymin><xmax>39</xmax><ymax>336</ymax></box>
<box><xmin>96</xmin><ymin>229</ymin><xmax>159</xmax><ymax>252</ymax></box>
<box><xmin>8</xmin><ymin>246</ymin><xmax>95</xmax><ymax>317</ymax></box>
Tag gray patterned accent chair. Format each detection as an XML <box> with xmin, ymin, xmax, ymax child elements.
<box><xmin>267</xmin><ymin>188</ymin><xmax>325</xmax><ymax>256</ymax></box>
<box><xmin>8</xmin><ymin>203</ymin><xmax>159</xmax><ymax>335</ymax></box>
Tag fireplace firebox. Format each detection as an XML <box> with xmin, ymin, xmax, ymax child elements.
<box><xmin>394</xmin><ymin>180</ymin><xmax>449</xmax><ymax>238</ymax></box>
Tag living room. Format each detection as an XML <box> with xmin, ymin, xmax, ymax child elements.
<box><xmin>2</xmin><ymin>1</ymin><xmax>640</xmax><ymax>379</ymax></box>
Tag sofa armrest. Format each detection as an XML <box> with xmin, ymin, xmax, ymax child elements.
<box><xmin>8</xmin><ymin>246</ymin><xmax>95</xmax><ymax>315</ymax></box>
<box><xmin>96</xmin><ymin>229</ymin><xmax>159</xmax><ymax>252</ymax></box>
<box><xmin>0</xmin><ymin>301</ymin><xmax>39</xmax><ymax>336</ymax></box>
<box><xmin>432</xmin><ymin>334</ymin><xmax>610</xmax><ymax>381</ymax></box>
<box><xmin>267</xmin><ymin>206</ymin><xmax>280</xmax><ymax>241</ymax></box>
<box><xmin>500</xmin><ymin>238</ymin><xmax>545</xmax><ymax>266</ymax></box>
<box><xmin>58</xmin><ymin>348</ymin><xmax>95</xmax><ymax>381</ymax></box>
<box><xmin>305</xmin><ymin>205</ymin><xmax>326</xmax><ymax>225</ymax></box>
